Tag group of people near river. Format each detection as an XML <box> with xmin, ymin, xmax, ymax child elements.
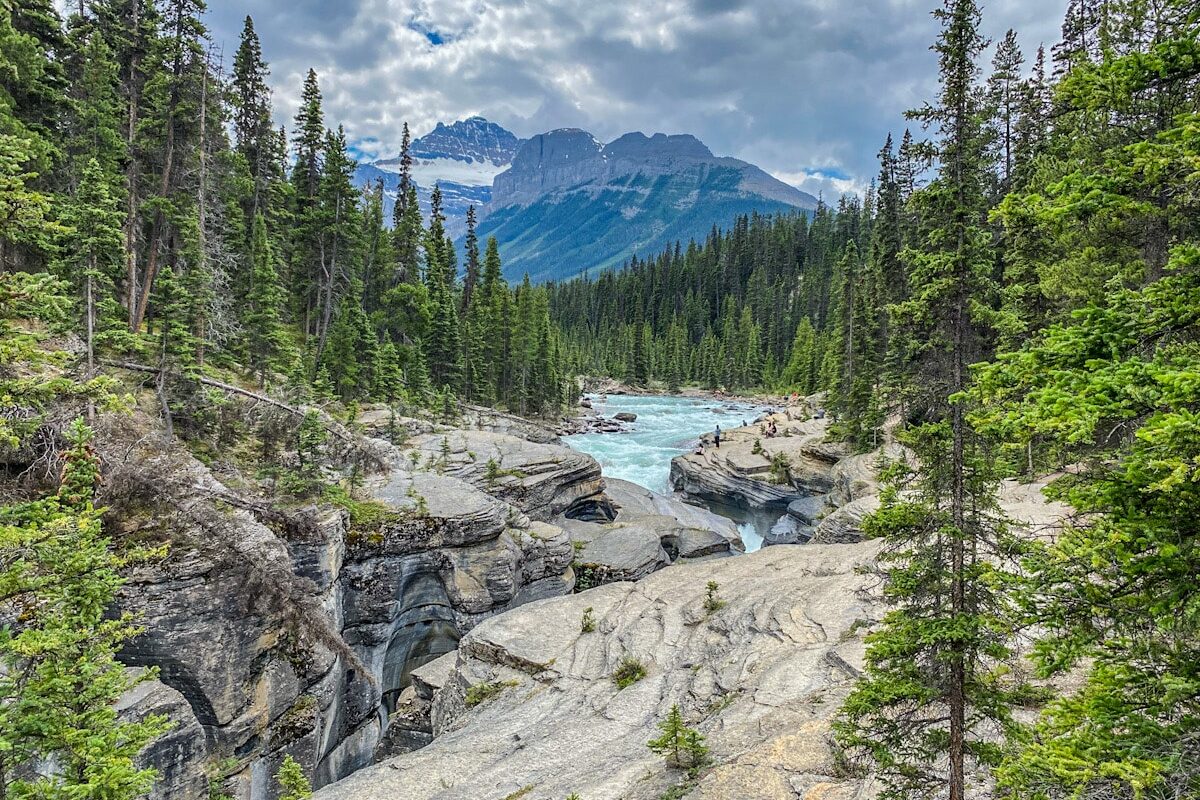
<box><xmin>693</xmin><ymin>401</ymin><xmax>827</xmax><ymax>457</ymax></box>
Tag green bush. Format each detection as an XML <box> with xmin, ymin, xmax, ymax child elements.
<box><xmin>465</xmin><ymin>679</ymin><xmax>519</xmax><ymax>708</ymax></box>
<box><xmin>703</xmin><ymin>581</ymin><xmax>726</xmax><ymax>614</ymax></box>
<box><xmin>275</xmin><ymin>754</ymin><xmax>312</xmax><ymax>800</ymax></box>
<box><xmin>612</xmin><ymin>656</ymin><xmax>647</xmax><ymax>689</ymax></box>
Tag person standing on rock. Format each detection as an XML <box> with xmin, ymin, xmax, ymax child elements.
<box><xmin>714</xmin><ymin>424</ymin><xmax>721</xmax><ymax>449</ymax></box>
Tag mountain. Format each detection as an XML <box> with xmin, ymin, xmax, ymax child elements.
<box><xmin>475</xmin><ymin>129</ymin><xmax>818</xmax><ymax>283</ymax></box>
<box><xmin>354</xmin><ymin>116</ymin><xmax>522</xmax><ymax>234</ymax></box>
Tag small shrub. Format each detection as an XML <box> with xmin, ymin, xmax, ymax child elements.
<box><xmin>581</xmin><ymin>607</ymin><xmax>596</xmax><ymax>633</ymax></box>
<box><xmin>485</xmin><ymin>457</ymin><xmax>502</xmax><ymax>486</ymax></box>
<box><xmin>485</xmin><ymin>457</ymin><xmax>527</xmax><ymax>487</ymax></box>
<box><xmin>573</xmin><ymin>562</ymin><xmax>600</xmax><ymax>592</ymax></box>
<box><xmin>768</xmin><ymin>451</ymin><xmax>792</xmax><ymax>485</ymax></box>
<box><xmin>275</xmin><ymin>754</ymin><xmax>312</xmax><ymax>800</ymax></box>
<box><xmin>703</xmin><ymin>581</ymin><xmax>726</xmax><ymax>614</ymax></box>
<box><xmin>751</xmin><ymin>438</ymin><xmax>763</xmax><ymax>455</ymax></box>
<box><xmin>612</xmin><ymin>656</ymin><xmax>647</xmax><ymax>689</ymax></box>
<box><xmin>647</xmin><ymin>704</ymin><xmax>709</xmax><ymax>770</ymax></box>
<box><xmin>657</xmin><ymin>783</ymin><xmax>696</xmax><ymax>800</ymax></box>
<box><xmin>465</xmin><ymin>679</ymin><xmax>519</xmax><ymax>708</ymax></box>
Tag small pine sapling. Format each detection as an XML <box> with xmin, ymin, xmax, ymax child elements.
<box><xmin>647</xmin><ymin>704</ymin><xmax>710</xmax><ymax>770</ymax></box>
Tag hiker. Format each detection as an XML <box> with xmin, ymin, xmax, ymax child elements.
<box><xmin>714</xmin><ymin>424</ymin><xmax>721</xmax><ymax>449</ymax></box>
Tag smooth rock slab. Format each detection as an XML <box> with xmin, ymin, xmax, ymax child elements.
<box><xmin>313</xmin><ymin>544</ymin><xmax>884</xmax><ymax>800</ymax></box>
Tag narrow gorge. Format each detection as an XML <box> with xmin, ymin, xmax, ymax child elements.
<box><xmin>106</xmin><ymin>390</ymin><xmax>1069</xmax><ymax>800</ymax></box>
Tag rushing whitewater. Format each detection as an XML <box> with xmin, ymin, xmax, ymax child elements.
<box><xmin>563</xmin><ymin>394</ymin><xmax>773</xmax><ymax>550</ymax></box>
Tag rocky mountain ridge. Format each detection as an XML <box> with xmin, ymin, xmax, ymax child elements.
<box><xmin>478</xmin><ymin>127</ymin><xmax>819</xmax><ymax>282</ymax></box>
<box><xmin>492</xmin><ymin>129</ymin><xmax>814</xmax><ymax>210</ymax></box>
<box><xmin>354</xmin><ymin>117</ymin><xmax>818</xmax><ymax>282</ymax></box>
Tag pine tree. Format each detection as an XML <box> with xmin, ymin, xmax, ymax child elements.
<box><xmin>373</xmin><ymin>339</ymin><xmax>403</xmax><ymax>404</ymax></box>
<box><xmin>325</xmin><ymin>279</ymin><xmax>378</xmax><ymax>400</ymax></box>
<box><xmin>64</xmin><ymin>28</ymin><xmax>125</xmax><ymax>180</ymax></box>
<box><xmin>422</xmin><ymin>184</ymin><xmax>461</xmax><ymax>391</ymax></box>
<box><xmin>291</xmin><ymin>68</ymin><xmax>323</xmax><ymax>201</ymax></box>
<box><xmin>974</xmin><ymin>14</ymin><xmax>1200</xmax><ymax>794</ymax></box>
<box><xmin>230</xmin><ymin>15</ymin><xmax>272</xmax><ymax>214</ymax></box>
<box><xmin>390</xmin><ymin>123</ymin><xmax>422</xmax><ymax>284</ymax></box>
<box><xmin>58</xmin><ymin>157</ymin><xmax>133</xmax><ymax>383</ymax></box>
<box><xmin>782</xmin><ymin>316</ymin><xmax>817</xmax><ymax>394</ymax></box>
<box><xmin>127</xmin><ymin>0</ymin><xmax>209</xmax><ymax>334</ymax></box>
<box><xmin>310</xmin><ymin>126</ymin><xmax>361</xmax><ymax>362</ymax></box>
<box><xmin>275</xmin><ymin>754</ymin><xmax>312</xmax><ymax>800</ymax></box>
<box><xmin>461</xmin><ymin>204</ymin><xmax>480</xmax><ymax>313</ymax></box>
<box><xmin>647</xmin><ymin>704</ymin><xmax>709</xmax><ymax>770</ymax></box>
<box><xmin>0</xmin><ymin>419</ymin><xmax>169</xmax><ymax>797</ymax></box>
<box><xmin>835</xmin><ymin>3</ymin><xmax>1020</xmax><ymax>799</ymax></box>
<box><xmin>987</xmin><ymin>29</ymin><xmax>1024</xmax><ymax>192</ymax></box>
<box><xmin>244</xmin><ymin>212</ymin><xmax>291</xmax><ymax>384</ymax></box>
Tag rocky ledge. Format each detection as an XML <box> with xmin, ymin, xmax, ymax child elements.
<box><xmin>314</xmin><ymin>542</ymin><xmax>885</xmax><ymax>800</ymax></box>
<box><xmin>555</xmin><ymin>478</ymin><xmax>745</xmax><ymax>586</ymax></box>
<box><xmin>669</xmin><ymin>404</ymin><xmax>892</xmax><ymax>545</ymax></box>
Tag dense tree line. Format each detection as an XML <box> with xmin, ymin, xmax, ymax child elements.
<box><xmin>553</xmin><ymin>1</ymin><xmax>1200</xmax><ymax>798</ymax></box>
<box><xmin>1</xmin><ymin>1</ymin><xmax>570</xmax><ymax>422</ymax></box>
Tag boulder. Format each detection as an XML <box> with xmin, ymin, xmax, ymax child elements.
<box><xmin>555</xmin><ymin>479</ymin><xmax>743</xmax><ymax>588</ymax></box>
<box><xmin>613</xmin><ymin>411</ymin><xmax>638</xmax><ymax>422</ymax></box>
<box><xmin>787</xmin><ymin>494</ymin><xmax>832</xmax><ymax>526</ymax></box>
<box><xmin>603</xmin><ymin>478</ymin><xmax>741</xmax><ymax>545</ymax></box>
<box><xmin>574</xmin><ymin>521</ymin><xmax>670</xmax><ymax>584</ymax></box>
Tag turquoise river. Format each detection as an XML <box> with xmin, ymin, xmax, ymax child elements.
<box><xmin>562</xmin><ymin>393</ymin><xmax>777</xmax><ymax>551</ymax></box>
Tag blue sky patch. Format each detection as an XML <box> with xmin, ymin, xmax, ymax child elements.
<box><xmin>408</xmin><ymin>21</ymin><xmax>446</xmax><ymax>46</ymax></box>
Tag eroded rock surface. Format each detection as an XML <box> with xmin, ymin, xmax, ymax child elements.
<box><xmin>406</xmin><ymin>429</ymin><xmax>604</xmax><ymax>521</ymax></box>
<box><xmin>556</xmin><ymin>478</ymin><xmax>744</xmax><ymax>586</ymax></box>
<box><xmin>110</xmin><ymin>423</ymin><xmax>601</xmax><ymax>799</ymax></box>
<box><xmin>314</xmin><ymin>543</ymin><xmax>885</xmax><ymax>800</ymax></box>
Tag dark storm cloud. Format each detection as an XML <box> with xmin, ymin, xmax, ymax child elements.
<box><xmin>207</xmin><ymin>0</ymin><xmax>1068</xmax><ymax>198</ymax></box>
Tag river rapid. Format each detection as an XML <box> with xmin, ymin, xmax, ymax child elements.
<box><xmin>562</xmin><ymin>393</ymin><xmax>778</xmax><ymax>551</ymax></box>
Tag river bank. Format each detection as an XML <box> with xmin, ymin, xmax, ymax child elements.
<box><xmin>563</xmin><ymin>393</ymin><xmax>774</xmax><ymax>549</ymax></box>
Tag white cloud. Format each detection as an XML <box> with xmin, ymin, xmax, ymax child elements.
<box><xmin>208</xmin><ymin>0</ymin><xmax>1070</xmax><ymax>191</ymax></box>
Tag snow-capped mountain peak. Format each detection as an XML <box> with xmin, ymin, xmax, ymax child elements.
<box><xmin>355</xmin><ymin>117</ymin><xmax>524</xmax><ymax>235</ymax></box>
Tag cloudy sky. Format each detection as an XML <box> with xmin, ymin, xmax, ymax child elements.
<box><xmin>207</xmin><ymin>0</ymin><xmax>1068</xmax><ymax>198</ymax></box>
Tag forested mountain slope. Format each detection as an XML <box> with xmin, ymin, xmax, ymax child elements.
<box><xmin>475</xmin><ymin>128</ymin><xmax>818</xmax><ymax>282</ymax></box>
